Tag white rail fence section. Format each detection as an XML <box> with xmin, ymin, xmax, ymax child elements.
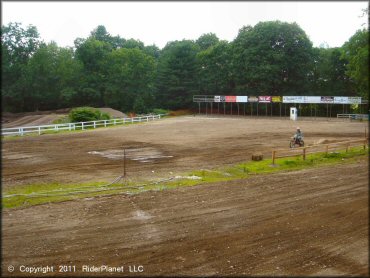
<box><xmin>2</xmin><ymin>114</ymin><xmax>164</xmax><ymax>137</ymax></box>
<box><xmin>337</xmin><ymin>114</ymin><xmax>369</xmax><ymax>120</ymax></box>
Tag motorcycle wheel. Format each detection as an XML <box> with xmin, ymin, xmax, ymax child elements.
<box><xmin>289</xmin><ymin>141</ymin><xmax>295</xmax><ymax>148</ymax></box>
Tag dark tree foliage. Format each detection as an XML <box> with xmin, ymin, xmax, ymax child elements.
<box><xmin>156</xmin><ymin>40</ymin><xmax>200</xmax><ymax>109</ymax></box>
<box><xmin>232</xmin><ymin>21</ymin><xmax>314</xmax><ymax>95</ymax></box>
<box><xmin>1</xmin><ymin>21</ymin><xmax>367</xmax><ymax>114</ymax></box>
<box><xmin>1</xmin><ymin>22</ymin><xmax>42</xmax><ymax>112</ymax></box>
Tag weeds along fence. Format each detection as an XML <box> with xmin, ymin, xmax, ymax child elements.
<box><xmin>272</xmin><ymin>139</ymin><xmax>368</xmax><ymax>164</ymax></box>
<box><xmin>1</xmin><ymin>114</ymin><xmax>164</xmax><ymax>137</ymax></box>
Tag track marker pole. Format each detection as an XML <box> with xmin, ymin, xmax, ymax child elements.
<box><xmin>123</xmin><ymin>148</ymin><xmax>126</xmax><ymax>177</ymax></box>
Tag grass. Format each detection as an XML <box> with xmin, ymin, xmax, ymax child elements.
<box><xmin>2</xmin><ymin>146</ymin><xmax>368</xmax><ymax>209</ymax></box>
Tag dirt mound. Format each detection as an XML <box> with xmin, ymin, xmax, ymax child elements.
<box><xmin>2</xmin><ymin>107</ymin><xmax>126</xmax><ymax>128</ymax></box>
<box><xmin>96</xmin><ymin>107</ymin><xmax>126</xmax><ymax>118</ymax></box>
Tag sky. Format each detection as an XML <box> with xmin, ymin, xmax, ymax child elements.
<box><xmin>1</xmin><ymin>1</ymin><xmax>368</xmax><ymax>49</ymax></box>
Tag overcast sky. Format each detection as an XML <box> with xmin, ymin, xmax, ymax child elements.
<box><xmin>2</xmin><ymin>1</ymin><xmax>368</xmax><ymax>49</ymax></box>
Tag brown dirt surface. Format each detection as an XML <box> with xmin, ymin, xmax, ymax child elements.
<box><xmin>2</xmin><ymin>159</ymin><xmax>368</xmax><ymax>276</ymax></box>
<box><xmin>2</xmin><ymin>115</ymin><xmax>367</xmax><ymax>188</ymax></box>
<box><xmin>1</xmin><ymin>107</ymin><xmax>125</xmax><ymax>128</ymax></box>
<box><xmin>2</xmin><ymin>116</ymin><xmax>368</xmax><ymax>276</ymax></box>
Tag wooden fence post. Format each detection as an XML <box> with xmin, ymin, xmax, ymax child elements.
<box><xmin>325</xmin><ymin>145</ymin><xmax>329</xmax><ymax>155</ymax></box>
<box><xmin>82</xmin><ymin>122</ymin><xmax>84</xmax><ymax>130</ymax></box>
<box><xmin>346</xmin><ymin>142</ymin><xmax>349</xmax><ymax>152</ymax></box>
<box><xmin>303</xmin><ymin>148</ymin><xmax>306</xmax><ymax>160</ymax></box>
<box><xmin>272</xmin><ymin>150</ymin><xmax>276</xmax><ymax>164</ymax></box>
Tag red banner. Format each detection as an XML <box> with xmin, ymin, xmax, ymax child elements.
<box><xmin>258</xmin><ymin>96</ymin><xmax>272</xmax><ymax>103</ymax></box>
<box><xmin>225</xmin><ymin>96</ymin><xmax>236</xmax><ymax>102</ymax></box>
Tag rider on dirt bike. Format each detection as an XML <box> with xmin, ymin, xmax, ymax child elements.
<box><xmin>294</xmin><ymin>127</ymin><xmax>303</xmax><ymax>143</ymax></box>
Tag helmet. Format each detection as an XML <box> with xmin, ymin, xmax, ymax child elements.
<box><xmin>296</xmin><ymin>127</ymin><xmax>300</xmax><ymax>130</ymax></box>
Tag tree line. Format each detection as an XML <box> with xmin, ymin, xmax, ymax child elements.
<box><xmin>1</xmin><ymin>17</ymin><xmax>368</xmax><ymax>113</ymax></box>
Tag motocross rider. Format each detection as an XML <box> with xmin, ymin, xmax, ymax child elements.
<box><xmin>294</xmin><ymin>127</ymin><xmax>303</xmax><ymax>142</ymax></box>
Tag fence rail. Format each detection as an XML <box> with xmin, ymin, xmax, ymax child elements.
<box><xmin>1</xmin><ymin>114</ymin><xmax>164</xmax><ymax>137</ymax></box>
<box><xmin>272</xmin><ymin>139</ymin><xmax>368</xmax><ymax>164</ymax></box>
<box><xmin>337</xmin><ymin>114</ymin><xmax>369</xmax><ymax>120</ymax></box>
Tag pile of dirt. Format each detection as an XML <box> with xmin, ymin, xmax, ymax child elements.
<box><xmin>2</xmin><ymin>107</ymin><xmax>126</xmax><ymax>128</ymax></box>
<box><xmin>96</xmin><ymin>107</ymin><xmax>126</xmax><ymax>118</ymax></box>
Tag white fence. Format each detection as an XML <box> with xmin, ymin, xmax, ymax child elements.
<box><xmin>337</xmin><ymin>114</ymin><xmax>369</xmax><ymax>120</ymax></box>
<box><xmin>2</xmin><ymin>114</ymin><xmax>163</xmax><ymax>137</ymax></box>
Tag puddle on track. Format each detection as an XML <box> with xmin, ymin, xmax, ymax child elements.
<box><xmin>88</xmin><ymin>147</ymin><xmax>173</xmax><ymax>163</ymax></box>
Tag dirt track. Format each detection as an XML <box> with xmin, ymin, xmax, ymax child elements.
<box><xmin>1</xmin><ymin>108</ymin><xmax>126</xmax><ymax>128</ymax></box>
<box><xmin>2</xmin><ymin>116</ymin><xmax>367</xmax><ymax>188</ymax></box>
<box><xmin>2</xmin><ymin>159</ymin><xmax>368</xmax><ymax>276</ymax></box>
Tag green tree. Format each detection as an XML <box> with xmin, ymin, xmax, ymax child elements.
<box><xmin>24</xmin><ymin>42</ymin><xmax>83</xmax><ymax>110</ymax></box>
<box><xmin>156</xmin><ymin>40</ymin><xmax>200</xmax><ymax>109</ymax></box>
<box><xmin>196</xmin><ymin>40</ymin><xmax>234</xmax><ymax>94</ymax></box>
<box><xmin>310</xmin><ymin>47</ymin><xmax>353</xmax><ymax>96</ymax></box>
<box><xmin>231</xmin><ymin>21</ymin><xmax>314</xmax><ymax>95</ymax></box>
<box><xmin>341</xmin><ymin>29</ymin><xmax>369</xmax><ymax>99</ymax></box>
<box><xmin>74</xmin><ymin>37</ymin><xmax>112</xmax><ymax>106</ymax></box>
<box><xmin>104</xmin><ymin>48</ymin><xmax>156</xmax><ymax>112</ymax></box>
<box><xmin>196</xmin><ymin>33</ymin><xmax>219</xmax><ymax>51</ymax></box>
<box><xmin>1</xmin><ymin>22</ymin><xmax>42</xmax><ymax>111</ymax></box>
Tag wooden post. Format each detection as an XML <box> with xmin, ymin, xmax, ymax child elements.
<box><xmin>272</xmin><ymin>150</ymin><xmax>276</xmax><ymax>164</ymax></box>
<box><xmin>123</xmin><ymin>148</ymin><xmax>126</xmax><ymax>177</ymax></box>
<box><xmin>303</xmin><ymin>148</ymin><xmax>306</xmax><ymax>160</ymax></box>
<box><xmin>346</xmin><ymin>142</ymin><xmax>349</xmax><ymax>153</ymax></box>
<box><xmin>325</xmin><ymin>145</ymin><xmax>329</xmax><ymax>155</ymax></box>
<box><xmin>93</xmin><ymin>121</ymin><xmax>96</xmax><ymax>129</ymax></box>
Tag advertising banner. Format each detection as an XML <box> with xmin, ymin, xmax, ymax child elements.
<box><xmin>258</xmin><ymin>96</ymin><xmax>272</xmax><ymax>103</ymax></box>
<box><xmin>304</xmin><ymin>96</ymin><xmax>321</xmax><ymax>103</ymax></box>
<box><xmin>214</xmin><ymin>96</ymin><xmax>221</xmax><ymax>102</ymax></box>
<box><xmin>347</xmin><ymin>97</ymin><xmax>362</xmax><ymax>104</ymax></box>
<box><xmin>272</xmin><ymin>96</ymin><xmax>282</xmax><ymax>103</ymax></box>
<box><xmin>320</xmin><ymin>96</ymin><xmax>334</xmax><ymax>103</ymax></box>
<box><xmin>225</xmin><ymin>96</ymin><xmax>236</xmax><ymax>102</ymax></box>
<box><xmin>333</xmin><ymin>96</ymin><xmax>348</xmax><ymax>104</ymax></box>
<box><xmin>236</xmin><ymin>96</ymin><xmax>248</xmax><ymax>103</ymax></box>
<box><xmin>283</xmin><ymin>96</ymin><xmax>305</xmax><ymax>103</ymax></box>
<box><xmin>248</xmin><ymin>96</ymin><xmax>258</xmax><ymax>102</ymax></box>
<box><xmin>220</xmin><ymin>96</ymin><xmax>226</xmax><ymax>102</ymax></box>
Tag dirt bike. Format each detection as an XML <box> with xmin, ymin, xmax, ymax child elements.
<box><xmin>289</xmin><ymin>136</ymin><xmax>304</xmax><ymax>148</ymax></box>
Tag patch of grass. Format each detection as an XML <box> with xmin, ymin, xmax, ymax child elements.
<box><xmin>2</xmin><ymin>147</ymin><xmax>367</xmax><ymax>209</ymax></box>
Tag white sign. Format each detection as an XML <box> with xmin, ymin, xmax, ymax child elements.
<box><xmin>236</xmin><ymin>96</ymin><xmax>248</xmax><ymax>103</ymax></box>
<box><xmin>304</xmin><ymin>96</ymin><xmax>321</xmax><ymax>103</ymax></box>
<box><xmin>283</xmin><ymin>96</ymin><xmax>305</xmax><ymax>103</ymax></box>
<box><xmin>214</xmin><ymin>96</ymin><xmax>221</xmax><ymax>102</ymax></box>
<box><xmin>347</xmin><ymin>97</ymin><xmax>362</xmax><ymax>104</ymax></box>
